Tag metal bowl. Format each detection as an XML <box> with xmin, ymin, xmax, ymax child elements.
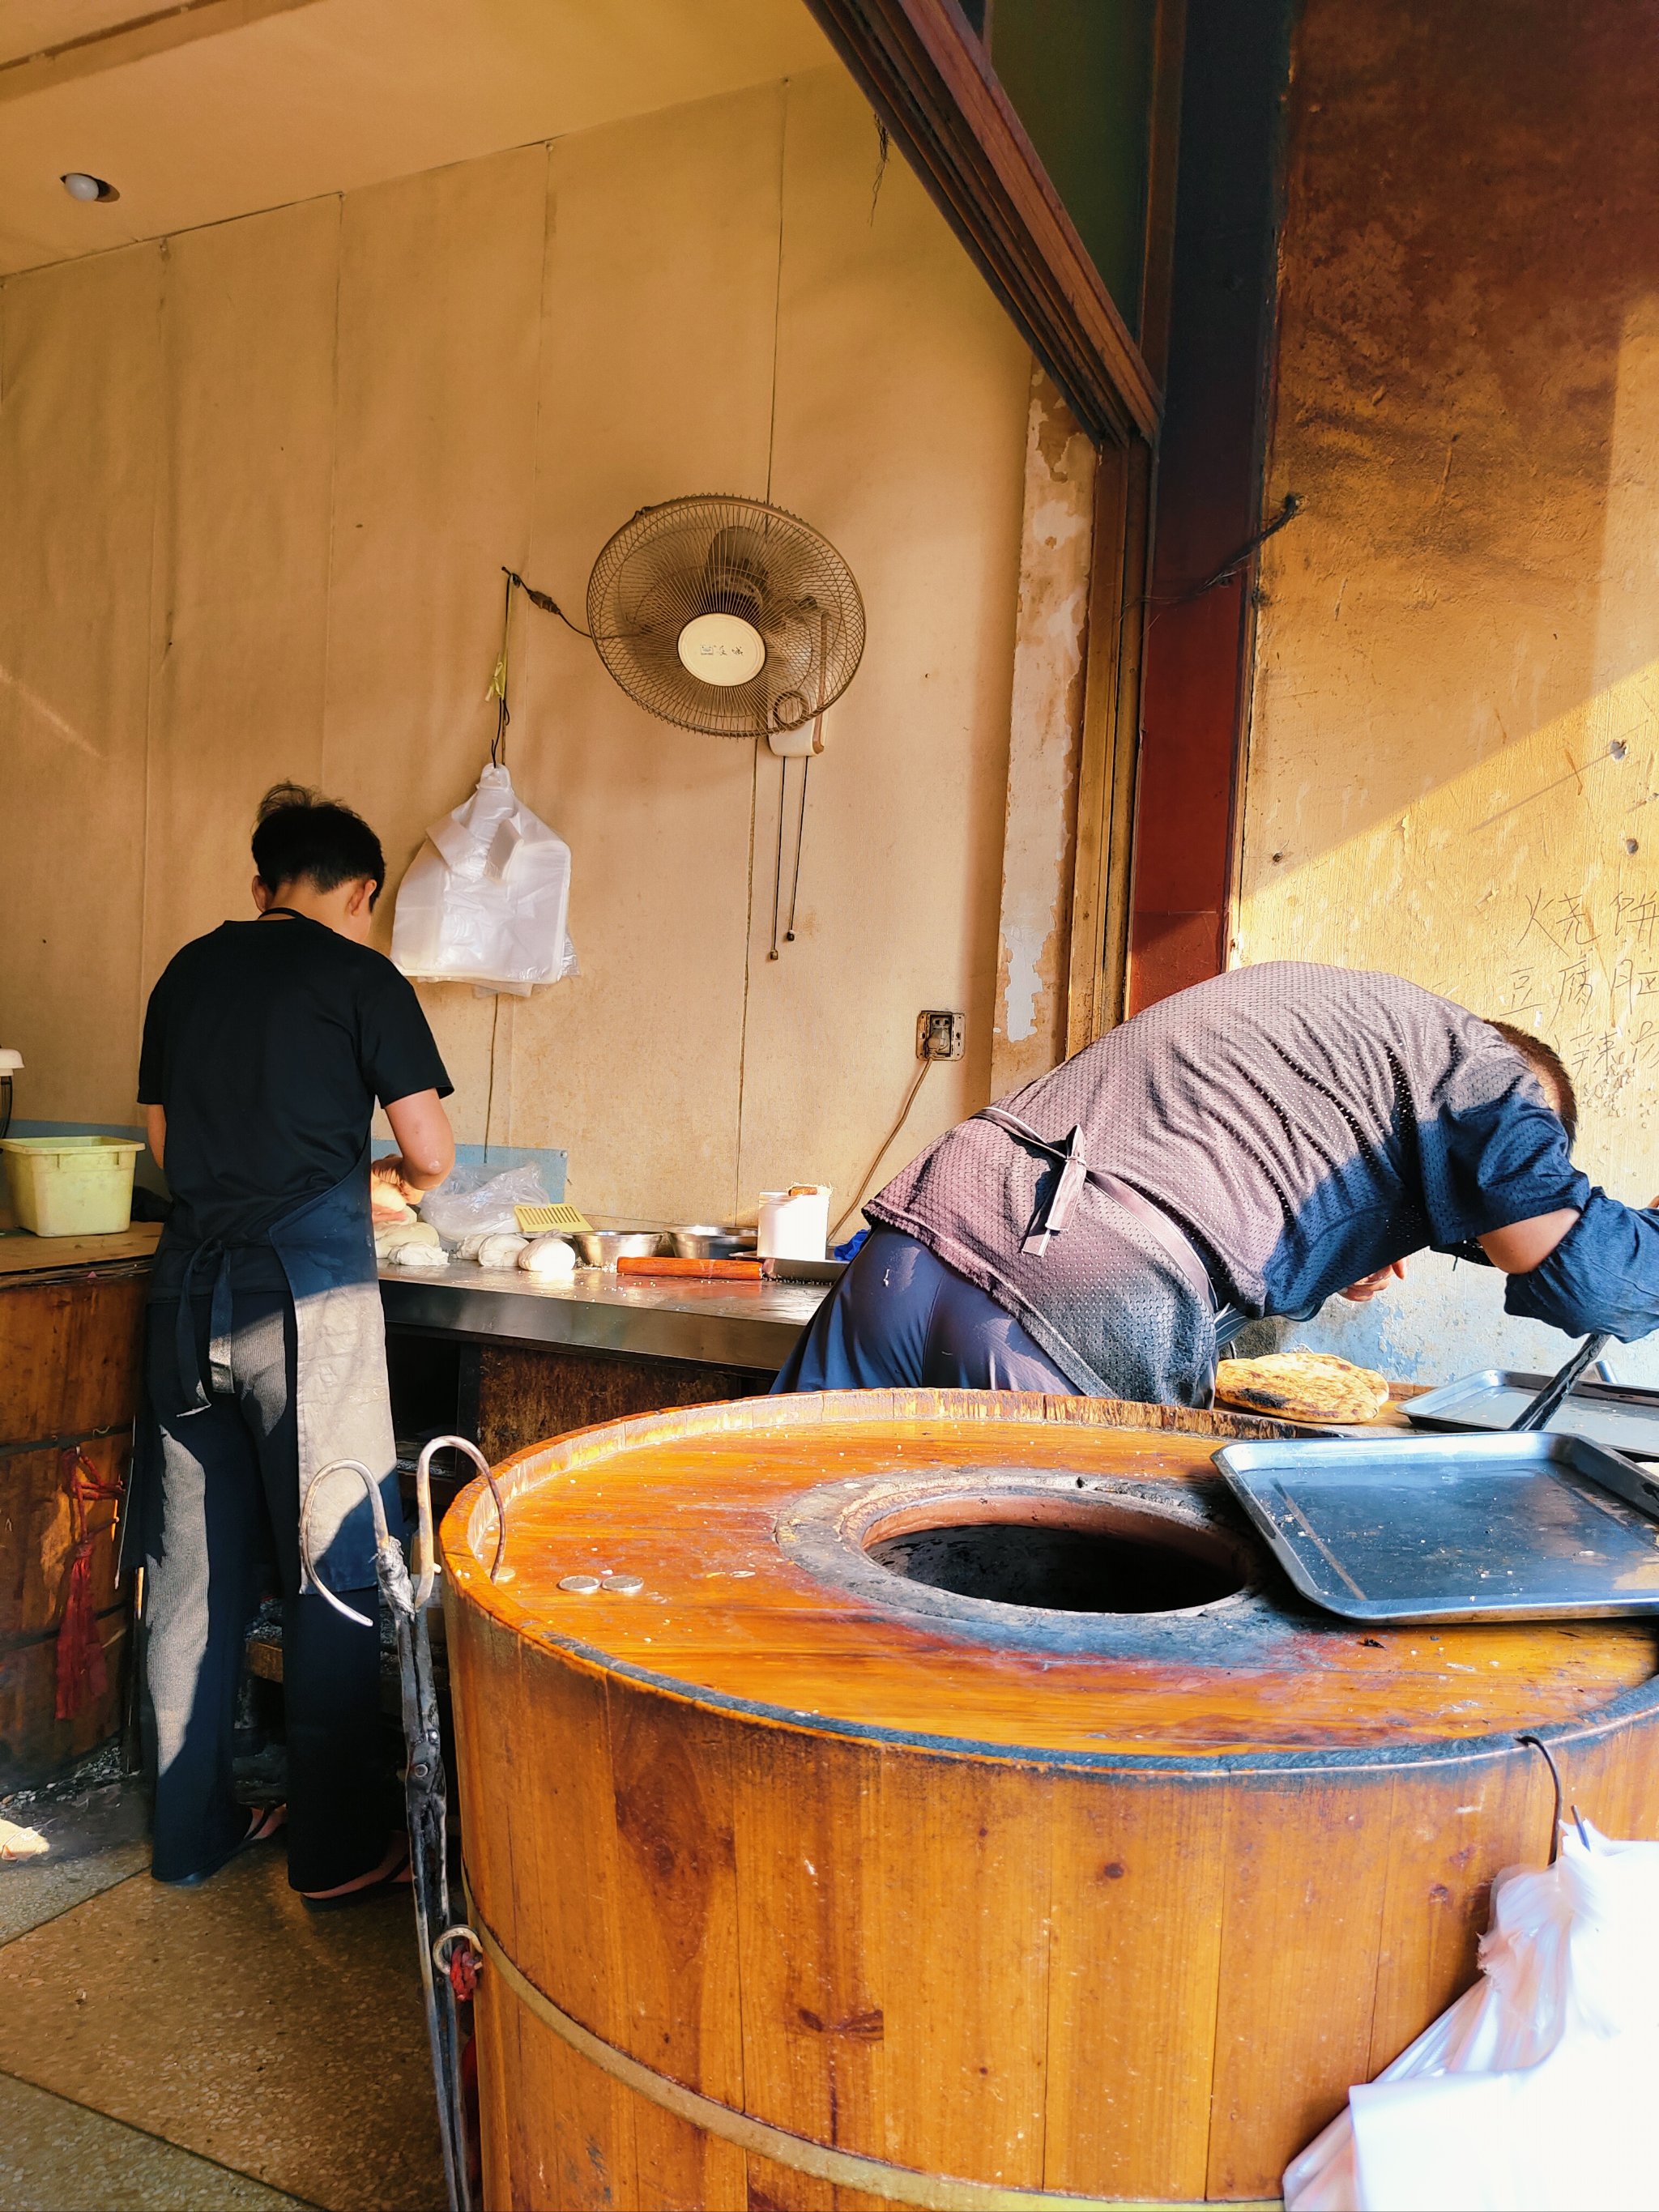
<box><xmin>669</xmin><ymin>1224</ymin><xmax>755</xmax><ymax>1260</ymax></box>
<box><xmin>567</xmin><ymin>1229</ymin><xmax>669</xmax><ymax>1268</ymax></box>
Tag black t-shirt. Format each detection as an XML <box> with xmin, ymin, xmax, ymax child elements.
<box><xmin>138</xmin><ymin>915</ymin><xmax>452</xmax><ymax>1245</ymax></box>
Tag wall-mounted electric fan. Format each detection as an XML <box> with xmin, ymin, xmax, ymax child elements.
<box><xmin>585</xmin><ymin>495</ymin><xmax>865</xmax><ymax>752</ymax></box>
<box><xmin>501</xmin><ymin>495</ymin><xmax>864</xmax><ymax>955</ymax></box>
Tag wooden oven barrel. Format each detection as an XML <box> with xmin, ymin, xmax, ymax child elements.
<box><xmin>440</xmin><ymin>1390</ymin><xmax>1659</xmax><ymax>2210</ymax></box>
<box><xmin>0</xmin><ymin>1257</ymin><xmax>147</xmax><ymax>1788</ymax></box>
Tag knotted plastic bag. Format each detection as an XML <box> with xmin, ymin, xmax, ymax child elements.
<box><xmin>1286</xmin><ymin>1821</ymin><xmax>1659</xmax><ymax>2210</ymax></box>
<box><xmin>391</xmin><ymin>763</ymin><xmax>577</xmax><ymax>995</ymax></box>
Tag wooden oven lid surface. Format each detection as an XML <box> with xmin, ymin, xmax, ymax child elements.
<box><xmin>439</xmin><ymin>1389</ymin><xmax>1659</xmax><ymax>1762</ymax></box>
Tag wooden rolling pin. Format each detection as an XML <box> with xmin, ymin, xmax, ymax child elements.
<box><xmin>616</xmin><ymin>1255</ymin><xmax>764</xmax><ymax>1281</ymax></box>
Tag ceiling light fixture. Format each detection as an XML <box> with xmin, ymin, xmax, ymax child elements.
<box><xmin>61</xmin><ymin>173</ymin><xmax>118</xmax><ymax>202</ymax></box>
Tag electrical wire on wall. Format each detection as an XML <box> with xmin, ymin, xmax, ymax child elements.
<box><xmin>830</xmin><ymin>1056</ymin><xmax>933</xmax><ymax>1245</ymax></box>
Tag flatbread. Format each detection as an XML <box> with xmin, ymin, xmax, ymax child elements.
<box><xmin>1214</xmin><ymin>1351</ymin><xmax>1391</xmax><ymax>1425</ymax></box>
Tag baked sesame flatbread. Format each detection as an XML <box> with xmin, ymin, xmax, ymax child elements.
<box><xmin>1214</xmin><ymin>1351</ymin><xmax>1391</xmax><ymax>1426</ymax></box>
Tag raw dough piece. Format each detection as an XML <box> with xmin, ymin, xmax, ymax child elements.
<box><xmin>375</xmin><ymin>1221</ymin><xmax>443</xmax><ymax>1261</ymax></box>
<box><xmin>385</xmin><ymin>1239</ymin><xmax>449</xmax><ymax>1269</ymax></box>
<box><xmin>454</xmin><ymin>1232</ymin><xmax>491</xmax><ymax>1261</ymax></box>
<box><xmin>518</xmin><ymin>1235</ymin><xmax>577</xmax><ymax>1278</ymax></box>
<box><xmin>1215</xmin><ymin>1350</ymin><xmax>1390</xmax><ymax>1425</ymax></box>
<box><xmin>476</xmin><ymin>1233</ymin><xmax>531</xmax><ymax>1270</ymax></box>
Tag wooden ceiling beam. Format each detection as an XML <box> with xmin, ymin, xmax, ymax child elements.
<box><xmin>0</xmin><ymin>0</ymin><xmax>326</xmax><ymax>104</ymax></box>
<box><xmin>801</xmin><ymin>0</ymin><xmax>1161</xmax><ymax>445</ymax></box>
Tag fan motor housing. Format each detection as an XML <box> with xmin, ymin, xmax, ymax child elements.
<box><xmin>675</xmin><ymin>610</ymin><xmax>766</xmax><ymax>688</ymax></box>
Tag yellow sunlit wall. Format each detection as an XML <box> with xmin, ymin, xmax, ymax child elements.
<box><xmin>1236</xmin><ymin>0</ymin><xmax>1659</xmax><ymax>1377</ymax></box>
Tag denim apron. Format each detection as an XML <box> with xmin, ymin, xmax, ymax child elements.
<box><xmin>123</xmin><ymin>1149</ymin><xmax>399</xmax><ymax>1592</ymax></box>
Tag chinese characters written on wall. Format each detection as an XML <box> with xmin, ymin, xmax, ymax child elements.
<box><xmin>1509</xmin><ymin>888</ymin><xmax>1659</xmax><ymax>1111</ymax></box>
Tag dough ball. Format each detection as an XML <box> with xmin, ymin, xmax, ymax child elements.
<box><xmin>454</xmin><ymin>1232</ymin><xmax>491</xmax><ymax>1262</ymax></box>
<box><xmin>386</xmin><ymin>1239</ymin><xmax>449</xmax><ymax>1269</ymax></box>
<box><xmin>476</xmin><ymin>1233</ymin><xmax>531</xmax><ymax>1270</ymax></box>
<box><xmin>518</xmin><ymin>1235</ymin><xmax>577</xmax><ymax>1278</ymax></box>
<box><xmin>376</xmin><ymin>1221</ymin><xmax>442</xmax><ymax>1261</ymax></box>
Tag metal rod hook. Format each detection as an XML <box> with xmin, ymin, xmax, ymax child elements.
<box><xmin>415</xmin><ymin>1435</ymin><xmax>507</xmax><ymax>1595</ymax></box>
<box><xmin>300</xmin><ymin>1459</ymin><xmax>392</xmax><ymax>1627</ymax></box>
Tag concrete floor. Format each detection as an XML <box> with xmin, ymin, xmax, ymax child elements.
<box><xmin>0</xmin><ymin>1771</ymin><xmax>446</xmax><ymax>2212</ymax></box>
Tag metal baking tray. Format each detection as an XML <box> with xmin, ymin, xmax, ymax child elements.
<box><xmin>1212</xmin><ymin>1431</ymin><xmax>1659</xmax><ymax>1623</ymax></box>
<box><xmin>1405</xmin><ymin>1369</ymin><xmax>1659</xmax><ymax>1460</ymax></box>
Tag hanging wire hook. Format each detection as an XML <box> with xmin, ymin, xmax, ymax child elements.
<box><xmin>1517</xmin><ymin>1733</ymin><xmax>1591</xmax><ymax>1862</ymax></box>
<box><xmin>487</xmin><ymin>569</ymin><xmax>514</xmax><ymax>766</ymax></box>
<box><xmin>416</xmin><ymin>1434</ymin><xmax>507</xmax><ymax>1592</ymax></box>
<box><xmin>300</xmin><ymin>1460</ymin><xmax>394</xmax><ymax>1628</ymax></box>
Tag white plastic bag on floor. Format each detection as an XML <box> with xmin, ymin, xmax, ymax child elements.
<box><xmin>391</xmin><ymin>763</ymin><xmax>577</xmax><ymax>995</ymax></box>
<box><xmin>1286</xmin><ymin>1822</ymin><xmax>1659</xmax><ymax>2211</ymax></box>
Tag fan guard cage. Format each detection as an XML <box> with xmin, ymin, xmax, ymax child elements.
<box><xmin>586</xmin><ymin>495</ymin><xmax>866</xmax><ymax>738</ymax></box>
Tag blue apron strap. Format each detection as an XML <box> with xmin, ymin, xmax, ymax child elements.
<box><xmin>174</xmin><ymin>1241</ymin><xmax>232</xmax><ymax>1413</ymax></box>
<box><xmin>207</xmin><ymin>1255</ymin><xmax>234</xmax><ymax>1397</ymax></box>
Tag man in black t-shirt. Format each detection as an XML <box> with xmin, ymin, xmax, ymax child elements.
<box><xmin>136</xmin><ymin>782</ymin><xmax>454</xmax><ymax>1901</ymax></box>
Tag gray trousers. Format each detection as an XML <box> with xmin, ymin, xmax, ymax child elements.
<box><xmin>143</xmin><ymin>1246</ymin><xmax>394</xmax><ymax>1889</ymax></box>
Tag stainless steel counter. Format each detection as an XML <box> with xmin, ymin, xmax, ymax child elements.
<box><xmin>378</xmin><ymin>1257</ymin><xmax>825</xmax><ymax>1374</ymax></box>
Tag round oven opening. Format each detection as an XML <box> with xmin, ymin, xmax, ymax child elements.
<box><xmin>862</xmin><ymin>1496</ymin><xmax>1247</xmax><ymax>1615</ymax></box>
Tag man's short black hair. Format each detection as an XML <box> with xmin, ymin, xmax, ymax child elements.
<box><xmin>252</xmin><ymin>782</ymin><xmax>386</xmax><ymax>906</ymax></box>
<box><xmin>1488</xmin><ymin>1018</ymin><xmax>1578</xmax><ymax>1146</ymax></box>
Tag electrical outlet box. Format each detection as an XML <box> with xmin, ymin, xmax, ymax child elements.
<box><xmin>917</xmin><ymin>1009</ymin><xmax>966</xmax><ymax>1061</ymax></box>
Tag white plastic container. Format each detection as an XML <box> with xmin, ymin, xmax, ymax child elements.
<box><xmin>757</xmin><ymin>1185</ymin><xmax>831</xmax><ymax>1262</ymax></box>
<box><xmin>2</xmin><ymin>1136</ymin><xmax>143</xmax><ymax>1236</ymax></box>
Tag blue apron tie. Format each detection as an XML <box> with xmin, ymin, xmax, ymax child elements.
<box><xmin>175</xmin><ymin>1240</ymin><xmax>235</xmax><ymax>1412</ymax></box>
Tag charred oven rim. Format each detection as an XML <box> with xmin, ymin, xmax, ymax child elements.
<box><xmin>774</xmin><ymin>1466</ymin><xmax>1288</xmax><ymax>1656</ymax></box>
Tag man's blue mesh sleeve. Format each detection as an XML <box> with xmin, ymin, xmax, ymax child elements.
<box><xmin>1503</xmin><ymin>1191</ymin><xmax>1659</xmax><ymax>1341</ymax></box>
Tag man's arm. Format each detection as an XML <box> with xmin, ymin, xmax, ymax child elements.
<box><xmin>144</xmin><ymin>1103</ymin><xmax>166</xmax><ymax>1174</ymax></box>
<box><xmin>1341</xmin><ymin>1206</ymin><xmax>1584</xmax><ymax>1306</ymax></box>
<box><xmin>1499</xmin><ymin>1191</ymin><xmax>1659</xmax><ymax>1341</ymax></box>
<box><xmin>378</xmin><ymin>1089</ymin><xmax>454</xmax><ymax>1195</ymax></box>
<box><xmin>1478</xmin><ymin>1208</ymin><xmax>1581</xmax><ymax>1273</ymax></box>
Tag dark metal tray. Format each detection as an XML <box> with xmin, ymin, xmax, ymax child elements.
<box><xmin>1212</xmin><ymin>1431</ymin><xmax>1659</xmax><ymax>1623</ymax></box>
<box><xmin>1405</xmin><ymin>1369</ymin><xmax>1659</xmax><ymax>1460</ymax></box>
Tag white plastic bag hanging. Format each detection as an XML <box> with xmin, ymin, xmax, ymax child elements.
<box><xmin>391</xmin><ymin>764</ymin><xmax>577</xmax><ymax>995</ymax></box>
<box><xmin>1286</xmin><ymin>1821</ymin><xmax>1659</xmax><ymax>2211</ymax></box>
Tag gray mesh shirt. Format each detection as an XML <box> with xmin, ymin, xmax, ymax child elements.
<box><xmin>866</xmin><ymin>962</ymin><xmax>1595</xmax><ymax>1398</ymax></box>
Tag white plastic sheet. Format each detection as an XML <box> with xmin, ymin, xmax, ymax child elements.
<box><xmin>1286</xmin><ymin>1821</ymin><xmax>1659</xmax><ymax>2211</ymax></box>
<box><xmin>418</xmin><ymin>1163</ymin><xmax>552</xmax><ymax>1242</ymax></box>
<box><xmin>391</xmin><ymin>763</ymin><xmax>577</xmax><ymax>995</ymax></box>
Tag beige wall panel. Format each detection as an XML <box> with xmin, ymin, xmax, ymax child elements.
<box><xmin>1235</xmin><ymin>0</ymin><xmax>1659</xmax><ymax>1383</ymax></box>
<box><xmin>320</xmin><ymin>146</ymin><xmax>548</xmax><ymax>1145</ymax></box>
<box><xmin>735</xmin><ymin>65</ymin><xmax>1030</xmax><ymax>1219</ymax></box>
<box><xmin>0</xmin><ymin>245</ymin><xmax>160</xmax><ymax>1123</ymax></box>
<box><xmin>505</xmin><ymin>84</ymin><xmax>786</xmax><ymax>1221</ymax></box>
<box><xmin>142</xmin><ymin>198</ymin><xmax>339</xmax><ymax>992</ymax></box>
<box><xmin>3</xmin><ymin>75</ymin><xmax>1034</xmax><ymax>1229</ymax></box>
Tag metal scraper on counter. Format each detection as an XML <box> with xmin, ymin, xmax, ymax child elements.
<box><xmin>1407</xmin><ymin>1346</ymin><xmax>1659</xmax><ymax>1459</ymax></box>
<box><xmin>1508</xmin><ymin>1331</ymin><xmax>1614</xmax><ymax>1433</ymax></box>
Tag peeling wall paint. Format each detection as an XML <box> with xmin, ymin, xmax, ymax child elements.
<box><xmin>991</xmin><ymin>364</ymin><xmax>1095</xmax><ymax>1096</ymax></box>
<box><xmin>1237</xmin><ymin>0</ymin><xmax>1659</xmax><ymax>1382</ymax></box>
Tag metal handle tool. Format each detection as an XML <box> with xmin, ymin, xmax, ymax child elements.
<box><xmin>1511</xmin><ymin>1332</ymin><xmax>1612</xmax><ymax>1433</ymax></box>
<box><xmin>302</xmin><ymin>1437</ymin><xmax>505</xmax><ymax>2212</ymax></box>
